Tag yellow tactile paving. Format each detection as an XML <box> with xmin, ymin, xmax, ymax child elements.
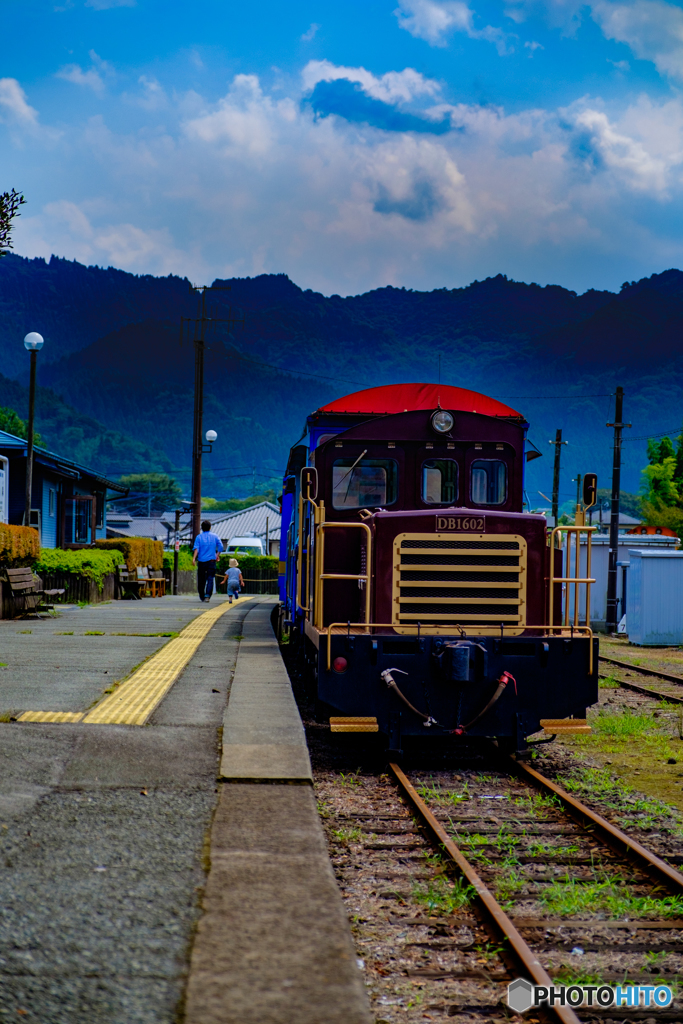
<box><xmin>17</xmin><ymin>711</ymin><xmax>85</xmax><ymax>723</ymax></box>
<box><xmin>17</xmin><ymin>597</ymin><xmax>255</xmax><ymax>727</ymax></box>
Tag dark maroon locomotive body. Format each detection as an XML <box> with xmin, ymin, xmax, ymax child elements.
<box><xmin>280</xmin><ymin>384</ymin><xmax>597</xmax><ymax>752</ymax></box>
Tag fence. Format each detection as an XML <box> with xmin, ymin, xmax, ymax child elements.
<box><xmin>217</xmin><ymin>566</ymin><xmax>278</xmax><ymax>596</ymax></box>
<box><xmin>1</xmin><ymin>571</ymin><xmax>117</xmax><ymax>617</ymax></box>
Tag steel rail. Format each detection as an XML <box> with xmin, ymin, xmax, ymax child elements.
<box><xmin>509</xmin><ymin>759</ymin><xmax>683</xmax><ymax>895</ymax></box>
<box><xmin>389</xmin><ymin>762</ymin><xmax>582</xmax><ymax>1024</ymax></box>
<box><xmin>600</xmin><ymin>654</ymin><xmax>683</xmax><ymax>687</ymax></box>
<box><xmin>599</xmin><ymin>673</ymin><xmax>683</xmax><ymax>705</ymax></box>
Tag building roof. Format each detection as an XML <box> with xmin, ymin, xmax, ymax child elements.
<box><xmin>0</xmin><ymin>428</ymin><xmax>126</xmax><ymax>492</ymax></box>
<box><xmin>106</xmin><ymin>516</ymin><xmax>175</xmax><ymax>541</ymax></box>
<box><xmin>180</xmin><ymin>501</ymin><xmax>281</xmax><ymax>543</ymax></box>
<box><xmin>316</xmin><ymin>383</ymin><xmax>522</xmax><ymax>420</ymax></box>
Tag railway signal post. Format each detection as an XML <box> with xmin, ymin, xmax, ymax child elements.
<box><xmin>606</xmin><ymin>386</ymin><xmax>631</xmax><ymax>633</ymax></box>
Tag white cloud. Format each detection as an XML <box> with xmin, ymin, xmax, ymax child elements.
<box><xmin>56</xmin><ymin>51</ymin><xmax>113</xmax><ymax>92</ymax></box>
<box><xmin>0</xmin><ymin>78</ymin><xmax>38</xmax><ymax>124</ymax></box>
<box><xmin>395</xmin><ymin>0</ymin><xmax>512</xmax><ymax>52</ymax></box>
<box><xmin>57</xmin><ymin>65</ymin><xmax>105</xmax><ymax>91</ymax></box>
<box><xmin>591</xmin><ymin>0</ymin><xmax>683</xmax><ymax>80</ymax></box>
<box><xmin>524</xmin><ymin>39</ymin><xmax>544</xmax><ymax>53</ymax></box>
<box><xmin>608</xmin><ymin>57</ymin><xmax>630</xmax><ymax>71</ymax></box>
<box><xmin>301</xmin><ymin>23</ymin><xmax>320</xmax><ymax>42</ymax></box>
<box><xmin>301</xmin><ymin>59</ymin><xmax>442</xmax><ymax>104</ymax></box>
<box><xmin>504</xmin><ymin>0</ymin><xmax>585</xmax><ymax>31</ymax></box>
<box><xmin>8</xmin><ymin>70</ymin><xmax>683</xmax><ymax>293</ymax></box>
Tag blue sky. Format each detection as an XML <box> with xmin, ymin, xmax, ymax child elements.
<box><xmin>3</xmin><ymin>0</ymin><xmax>683</xmax><ymax>294</ymax></box>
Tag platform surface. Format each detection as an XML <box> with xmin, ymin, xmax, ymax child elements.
<box><xmin>0</xmin><ymin>595</ymin><xmax>370</xmax><ymax>1024</ymax></box>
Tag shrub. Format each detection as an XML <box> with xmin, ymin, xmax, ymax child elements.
<box><xmin>34</xmin><ymin>549</ymin><xmax>119</xmax><ymax>591</ymax></box>
<box><xmin>0</xmin><ymin>523</ymin><xmax>40</xmax><ymax>568</ymax></box>
<box><xmin>217</xmin><ymin>553</ymin><xmax>278</xmax><ymax>574</ymax></box>
<box><xmin>95</xmin><ymin>537</ymin><xmax>163</xmax><ymax>570</ymax></box>
<box><xmin>163</xmin><ymin>545</ymin><xmax>194</xmax><ymax>571</ymax></box>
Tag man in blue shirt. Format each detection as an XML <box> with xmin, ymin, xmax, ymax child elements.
<box><xmin>192</xmin><ymin>520</ymin><xmax>224</xmax><ymax>602</ymax></box>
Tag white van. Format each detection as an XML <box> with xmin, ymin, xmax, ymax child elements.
<box><xmin>225</xmin><ymin>536</ymin><xmax>265</xmax><ymax>555</ymax></box>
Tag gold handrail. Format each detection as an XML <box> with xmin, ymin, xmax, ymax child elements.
<box><xmin>314</xmin><ymin>509</ymin><xmax>372</xmax><ymax>630</ymax></box>
<box><xmin>324</xmin><ymin>621</ymin><xmax>594</xmax><ymax>673</ymax></box>
<box><xmin>549</xmin><ymin>525</ymin><xmax>596</xmax><ymax>631</ymax></box>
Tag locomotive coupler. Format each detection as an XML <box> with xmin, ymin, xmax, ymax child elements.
<box><xmin>380</xmin><ymin>668</ymin><xmax>438</xmax><ymax>728</ymax></box>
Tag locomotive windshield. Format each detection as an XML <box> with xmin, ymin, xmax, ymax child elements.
<box><xmin>332</xmin><ymin>458</ymin><xmax>398</xmax><ymax>509</ymax></box>
<box><xmin>471</xmin><ymin>459</ymin><xmax>507</xmax><ymax>504</ymax></box>
<box><xmin>421</xmin><ymin>459</ymin><xmax>458</xmax><ymax>504</ymax></box>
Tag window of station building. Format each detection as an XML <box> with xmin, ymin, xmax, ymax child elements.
<box><xmin>332</xmin><ymin>458</ymin><xmax>398</xmax><ymax>509</ymax></box>
<box><xmin>471</xmin><ymin>459</ymin><xmax>507</xmax><ymax>505</ymax></box>
<box><xmin>421</xmin><ymin>459</ymin><xmax>458</xmax><ymax>504</ymax></box>
<box><xmin>48</xmin><ymin>488</ymin><xmax>55</xmax><ymax>517</ymax></box>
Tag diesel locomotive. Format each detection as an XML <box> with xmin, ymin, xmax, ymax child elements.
<box><xmin>279</xmin><ymin>383</ymin><xmax>598</xmax><ymax>753</ymax></box>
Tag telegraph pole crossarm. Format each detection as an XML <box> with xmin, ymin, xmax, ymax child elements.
<box><xmin>605</xmin><ymin>386</ymin><xmax>632</xmax><ymax>634</ymax></box>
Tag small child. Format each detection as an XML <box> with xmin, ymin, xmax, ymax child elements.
<box><xmin>218</xmin><ymin>558</ymin><xmax>244</xmax><ymax>603</ymax></box>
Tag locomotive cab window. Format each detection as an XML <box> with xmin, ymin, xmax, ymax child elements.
<box><xmin>471</xmin><ymin>459</ymin><xmax>507</xmax><ymax>505</ymax></box>
<box><xmin>421</xmin><ymin>459</ymin><xmax>458</xmax><ymax>504</ymax></box>
<box><xmin>332</xmin><ymin>458</ymin><xmax>397</xmax><ymax>509</ymax></box>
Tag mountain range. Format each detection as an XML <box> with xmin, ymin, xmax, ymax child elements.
<box><xmin>2</xmin><ymin>252</ymin><xmax>683</xmax><ymax>504</ymax></box>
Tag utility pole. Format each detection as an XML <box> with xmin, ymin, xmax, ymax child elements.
<box><xmin>181</xmin><ymin>286</ymin><xmax>244</xmax><ymax>543</ymax></box>
<box><xmin>605</xmin><ymin>387</ymin><xmax>631</xmax><ymax>633</ymax></box>
<box><xmin>173</xmin><ymin>508</ymin><xmax>181</xmax><ymax>596</ymax></box>
<box><xmin>549</xmin><ymin>429</ymin><xmax>567</xmax><ymax>526</ymax></box>
<box><xmin>147</xmin><ymin>478</ymin><xmax>152</xmax><ymax>518</ymax></box>
<box><xmin>575</xmin><ymin>473</ymin><xmax>582</xmax><ymax>509</ymax></box>
<box><xmin>22</xmin><ymin>333</ymin><xmax>44</xmax><ymax>527</ymax></box>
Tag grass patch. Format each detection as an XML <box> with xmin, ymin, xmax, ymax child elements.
<box><xmin>512</xmin><ymin>790</ymin><xmax>559</xmax><ymax>818</ymax></box>
<box><xmin>54</xmin><ymin>631</ymin><xmax>74</xmax><ymax>635</ymax></box>
<box><xmin>412</xmin><ymin>875</ymin><xmax>473</xmax><ymax>914</ymax></box>
<box><xmin>110</xmin><ymin>632</ymin><xmax>179</xmax><ymax>637</ymax></box>
<box><xmin>84</xmin><ymin>631</ymin><xmax>105</xmax><ymax>636</ymax></box>
<box><xmin>599</xmin><ymin>674</ymin><xmax>620</xmax><ymax>689</ymax></box>
<box><xmin>18</xmin><ymin>630</ymin><xmax>31</xmax><ymax>634</ymax></box>
<box><xmin>337</xmin><ymin>770</ymin><xmax>363</xmax><ymax>788</ymax></box>
<box><xmin>561</xmin><ymin>765</ymin><xmax>683</xmax><ymax>833</ymax></box>
<box><xmin>539</xmin><ymin>875</ymin><xmax>683</xmax><ymax>919</ymax></box>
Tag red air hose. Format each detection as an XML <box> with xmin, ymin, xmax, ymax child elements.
<box><xmin>451</xmin><ymin>671</ymin><xmax>517</xmax><ymax>736</ymax></box>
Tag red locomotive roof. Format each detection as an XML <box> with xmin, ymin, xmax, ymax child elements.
<box><xmin>317</xmin><ymin>383</ymin><xmax>522</xmax><ymax>419</ymax></box>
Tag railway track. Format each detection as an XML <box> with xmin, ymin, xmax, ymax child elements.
<box><xmin>318</xmin><ymin>756</ymin><xmax>683</xmax><ymax>1024</ymax></box>
<box><xmin>600</xmin><ymin>654</ymin><xmax>683</xmax><ymax>705</ymax></box>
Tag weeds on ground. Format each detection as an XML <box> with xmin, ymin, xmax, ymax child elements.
<box><xmin>412</xmin><ymin>875</ymin><xmax>473</xmax><ymax>914</ymax></box>
<box><xmin>54</xmin><ymin>631</ymin><xmax>74</xmax><ymax>635</ymax></box>
<box><xmin>494</xmin><ymin>857</ymin><xmax>527</xmax><ymax>907</ymax></box>
<box><xmin>539</xmin><ymin>874</ymin><xmax>683</xmax><ymax>919</ymax></box>
<box><xmin>337</xmin><ymin>770</ymin><xmax>363</xmax><ymax>788</ymax></box>
<box><xmin>527</xmin><ymin>839</ymin><xmax>580</xmax><ymax>857</ymax></box>
<box><xmin>418</xmin><ymin>780</ymin><xmax>471</xmax><ymax>804</ymax></box>
<box><xmin>331</xmin><ymin>826</ymin><xmax>363</xmax><ymax>845</ymax></box>
<box><xmin>473</xmin><ymin>941</ymin><xmax>507</xmax><ymax>963</ymax></box>
<box><xmin>599</xmin><ymin>675</ymin><xmax>620</xmax><ymax>689</ymax></box>
<box><xmin>84</xmin><ymin>631</ymin><xmax>105</xmax><ymax>636</ymax></box>
<box><xmin>512</xmin><ymin>791</ymin><xmax>559</xmax><ymax>818</ymax></box>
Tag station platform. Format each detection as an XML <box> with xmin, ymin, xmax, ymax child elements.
<box><xmin>0</xmin><ymin>594</ymin><xmax>370</xmax><ymax>1024</ymax></box>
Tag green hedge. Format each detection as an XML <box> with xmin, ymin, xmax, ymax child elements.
<box><xmin>163</xmin><ymin>545</ymin><xmax>194</xmax><ymax>571</ymax></box>
<box><xmin>34</xmin><ymin>549</ymin><xmax>120</xmax><ymax>591</ymax></box>
<box><xmin>217</xmin><ymin>553</ymin><xmax>278</xmax><ymax>574</ymax></box>
<box><xmin>95</xmin><ymin>537</ymin><xmax>163</xmax><ymax>570</ymax></box>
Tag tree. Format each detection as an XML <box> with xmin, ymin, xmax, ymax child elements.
<box><xmin>0</xmin><ymin>189</ymin><xmax>26</xmax><ymax>257</ymax></box>
<box><xmin>202</xmin><ymin>490</ymin><xmax>277</xmax><ymax>512</ymax></box>
<box><xmin>640</xmin><ymin>429</ymin><xmax>683</xmax><ymax>537</ymax></box>
<box><xmin>114</xmin><ymin>473</ymin><xmax>184</xmax><ymax>516</ymax></box>
<box><xmin>0</xmin><ymin>406</ymin><xmax>42</xmax><ymax>445</ymax></box>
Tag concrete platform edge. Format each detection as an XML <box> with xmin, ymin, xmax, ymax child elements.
<box><xmin>184</xmin><ymin>603</ymin><xmax>372</xmax><ymax>1024</ymax></box>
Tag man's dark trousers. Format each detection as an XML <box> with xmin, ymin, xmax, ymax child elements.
<box><xmin>197</xmin><ymin>559</ymin><xmax>217</xmax><ymax>600</ymax></box>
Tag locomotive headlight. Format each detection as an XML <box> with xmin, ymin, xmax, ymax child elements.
<box><xmin>431</xmin><ymin>409</ymin><xmax>454</xmax><ymax>434</ymax></box>
<box><xmin>333</xmin><ymin>657</ymin><xmax>348</xmax><ymax>674</ymax></box>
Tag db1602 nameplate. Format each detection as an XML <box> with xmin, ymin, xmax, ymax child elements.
<box><xmin>436</xmin><ymin>516</ymin><xmax>485</xmax><ymax>531</ymax></box>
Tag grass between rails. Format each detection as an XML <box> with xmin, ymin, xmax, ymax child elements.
<box><xmin>539</xmin><ymin>874</ymin><xmax>683</xmax><ymax>919</ymax></box>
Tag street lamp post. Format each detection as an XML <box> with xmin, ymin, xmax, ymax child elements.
<box><xmin>23</xmin><ymin>332</ymin><xmax>44</xmax><ymax>529</ymax></box>
<box><xmin>190</xmin><ymin>430</ymin><xmax>217</xmax><ymax>545</ymax></box>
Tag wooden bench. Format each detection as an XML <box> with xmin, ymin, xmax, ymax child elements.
<box><xmin>2</xmin><ymin>567</ymin><xmax>65</xmax><ymax>618</ymax></box>
<box><xmin>135</xmin><ymin>566</ymin><xmax>165</xmax><ymax>598</ymax></box>
<box><xmin>148</xmin><ymin>566</ymin><xmax>166</xmax><ymax>597</ymax></box>
<box><xmin>117</xmin><ymin>564</ymin><xmax>145</xmax><ymax>600</ymax></box>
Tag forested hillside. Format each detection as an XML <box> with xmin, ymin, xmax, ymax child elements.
<box><xmin>2</xmin><ymin>253</ymin><xmax>683</xmax><ymax>502</ymax></box>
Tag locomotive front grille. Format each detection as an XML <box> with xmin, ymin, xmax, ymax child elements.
<box><xmin>392</xmin><ymin>532</ymin><xmax>527</xmax><ymax>636</ymax></box>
